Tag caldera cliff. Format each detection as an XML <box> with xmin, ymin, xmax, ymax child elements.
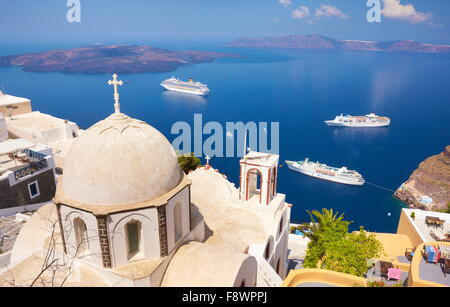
<box><xmin>0</xmin><ymin>45</ymin><xmax>239</xmax><ymax>74</ymax></box>
<box><xmin>226</xmin><ymin>34</ymin><xmax>450</xmax><ymax>54</ymax></box>
<box><xmin>395</xmin><ymin>146</ymin><xmax>450</xmax><ymax>211</ymax></box>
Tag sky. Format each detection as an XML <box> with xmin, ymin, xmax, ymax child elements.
<box><xmin>0</xmin><ymin>0</ymin><xmax>449</xmax><ymax>45</ymax></box>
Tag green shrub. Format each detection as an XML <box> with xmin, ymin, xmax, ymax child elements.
<box><xmin>303</xmin><ymin>209</ymin><xmax>384</xmax><ymax>277</ymax></box>
<box><xmin>366</xmin><ymin>280</ymin><xmax>404</xmax><ymax>287</ymax></box>
<box><xmin>177</xmin><ymin>153</ymin><xmax>202</xmax><ymax>174</ymax></box>
<box><xmin>322</xmin><ymin>229</ymin><xmax>384</xmax><ymax>276</ymax></box>
<box><xmin>367</xmin><ymin>281</ymin><xmax>385</xmax><ymax>287</ymax></box>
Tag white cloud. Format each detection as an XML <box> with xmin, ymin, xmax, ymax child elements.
<box><xmin>278</xmin><ymin>0</ymin><xmax>292</xmax><ymax>8</ymax></box>
<box><xmin>427</xmin><ymin>22</ymin><xmax>443</xmax><ymax>29</ymax></box>
<box><xmin>315</xmin><ymin>4</ymin><xmax>348</xmax><ymax>19</ymax></box>
<box><xmin>382</xmin><ymin>0</ymin><xmax>431</xmax><ymax>24</ymax></box>
<box><xmin>292</xmin><ymin>6</ymin><xmax>310</xmax><ymax>19</ymax></box>
<box><xmin>272</xmin><ymin>17</ymin><xmax>280</xmax><ymax>22</ymax></box>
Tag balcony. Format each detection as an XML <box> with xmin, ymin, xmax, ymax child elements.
<box><xmin>409</xmin><ymin>242</ymin><xmax>450</xmax><ymax>287</ymax></box>
<box><xmin>0</xmin><ymin>149</ymin><xmax>50</xmax><ymax>181</ymax></box>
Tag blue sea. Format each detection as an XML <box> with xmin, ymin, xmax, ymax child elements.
<box><xmin>1</xmin><ymin>38</ymin><xmax>449</xmax><ymax>233</ymax></box>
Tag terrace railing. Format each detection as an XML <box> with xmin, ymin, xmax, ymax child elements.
<box><xmin>13</xmin><ymin>159</ymin><xmax>48</xmax><ymax>180</ymax></box>
<box><xmin>21</xmin><ymin>149</ymin><xmax>46</xmax><ymax>161</ymax></box>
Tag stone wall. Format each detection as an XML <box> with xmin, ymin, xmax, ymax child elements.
<box><xmin>0</xmin><ymin>169</ymin><xmax>56</xmax><ymax>210</ymax></box>
<box><xmin>157</xmin><ymin>205</ymin><xmax>168</xmax><ymax>257</ymax></box>
<box><xmin>97</xmin><ymin>215</ymin><xmax>112</xmax><ymax>268</ymax></box>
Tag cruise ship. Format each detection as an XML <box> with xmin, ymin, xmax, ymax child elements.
<box><xmin>286</xmin><ymin>158</ymin><xmax>365</xmax><ymax>186</ymax></box>
<box><xmin>325</xmin><ymin>113</ymin><xmax>390</xmax><ymax>127</ymax></box>
<box><xmin>161</xmin><ymin>77</ymin><xmax>210</xmax><ymax>96</ymax></box>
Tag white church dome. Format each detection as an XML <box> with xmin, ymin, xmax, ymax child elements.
<box><xmin>62</xmin><ymin>112</ymin><xmax>183</xmax><ymax>207</ymax></box>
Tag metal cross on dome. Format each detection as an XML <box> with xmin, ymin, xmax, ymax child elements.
<box><xmin>108</xmin><ymin>73</ymin><xmax>124</xmax><ymax>114</ymax></box>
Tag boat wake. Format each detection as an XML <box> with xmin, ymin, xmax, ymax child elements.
<box><xmin>365</xmin><ymin>181</ymin><xmax>396</xmax><ymax>193</ymax></box>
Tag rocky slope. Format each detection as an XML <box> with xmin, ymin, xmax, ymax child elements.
<box><xmin>226</xmin><ymin>35</ymin><xmax>450</xmax><ymax>54</ymax></box>
<box><xmin>0</xmin><ymin>45</ymin><xmax>239</xmax><ymax>74</ymax></box>
<box><xmin>395</xmin><ymin>146</ymin><xmax>450</xmax><ymax>211</ymax></box>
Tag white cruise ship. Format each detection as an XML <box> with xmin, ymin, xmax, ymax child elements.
<box><xmin>161</xmin><ymin>77</ymin><xmax>210</xmax><ymax>96</ymax></box>
<box><xmin>325</xmin><ymin>113</ymin><xmax>390</xmax><ymax>127</ymax></box>
<box><xmin>286</xmin><ymin>158</ymin><xmax>365</xmax><ymax>186</ymax></box>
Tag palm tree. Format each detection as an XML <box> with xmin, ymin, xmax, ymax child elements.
<box><xmin>303</xmin><ymin>208</ymin><xmax>351</xmax><ymax>244</ymax></box>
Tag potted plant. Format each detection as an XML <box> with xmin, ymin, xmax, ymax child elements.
<box><xmin>410</xmin><ymin>211</ymin><xmax>416</xmax><ymax>220</ymax></box>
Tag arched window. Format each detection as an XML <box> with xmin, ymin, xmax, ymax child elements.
<box><xmin>276</xmin><ymin>257</ymin><xmax>283</xmax><ymax>276</ymax></box>
<box><xmin>272</xmin><ymin>167</ymin><xmax>277</xmax><ymax>196</ymax></box>
<box><xmin>264</xmin><ymin>241</ymin><xmax>271</xmax><ymax>260</ymax></box>
<box><xmin>278</xmin><ymin>216</ymin><xmax>284</xmax><ymax>235</ymax></box>
<box><xmin>74</xmin><ymin>217</ymin><xmax>89</xmax><ymax>255</ymax></box>
<box><xmin>125</xmin><ymin>220</ymin><xmax>141</xmax><ymax>260</ymax></box>
<box><xmin>174</xmin><ymin>202</ymin><xmax>183</xmax><ymax>242</ymax></box>
<box><xmin>246</xmin><ymin>169</ymin><xmax>263</xmax><ymax>203</ymax></box>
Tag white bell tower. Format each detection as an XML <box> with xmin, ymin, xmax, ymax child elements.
<box><xmin>239</xmin><ymin>151</ymin><xmax>279</xmax><ymax>205</ymax></box>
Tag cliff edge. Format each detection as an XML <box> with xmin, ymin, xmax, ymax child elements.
<box><xmin>395</xmin><ymin>146</ymin><xmax>450</xmax><ymax>211</ymax></box>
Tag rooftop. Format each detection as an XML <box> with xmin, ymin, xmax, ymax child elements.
<box><xmin>0</xmin><ymin>92</ymin><xmax>30</xmax><ymax>107</ymax></box>
<box><xmin>372</xmin><ymin>232</ymin><xmax>414</xmax><ymax>261</ymax></box>
<box><xmin>187</xmin><ymin>167</ymin><xmax>268</xmax><ymax>252</ymax></box>
<box><xmin>0</xmin><ymin>147</ymin><xmax>50</xmax><ymax>179</ymax></box>
<box><xmin>404</xmin><ymin>209</ymin><xmax>450</xmax><ymax>243</ymax></box>
<box><xmin>0</xmin><ymin>139</ymin><xmax>36</xmax><ymax>174</ymax></box>
<box><xmin>419</xmin><ymin>258</ymin><xmax>450</xmax><ymax>286</ymax></box>
<box><xmin>0</xmin><ymin>213</ymin><xmax>32</xmax><ymax>254</ymax></box>
<box><xmin>0</xmin><ymin>155</ymin><xmax>27</xmax><ymax>176</ymax></box>
<box><xmin>240</xmin><ymin>151</ymin><xmax>279</xmax><ymax>167</ymax></box>
<box><xmin>0</xmin><ymin>138</ymin><xmax>36</xmax><ymax>156</ymax></box>
<box><xmin>409</xmin><ymin>242</ymin><xmax>450</xmax><ymax>287</ymax></box>
<box><xmin>6</xmin><ymin>112</ymin><xmax>75</xmax><ymax>134</ymax></box>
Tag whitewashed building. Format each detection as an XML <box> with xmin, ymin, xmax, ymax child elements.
<box><xmin>0</xmin><ymin>140</ymin><xmax>56</xmax><ymax>217</ymax></box>
<box><xmin>0</xmin><ymin>91</ymin><xmax>32</xmax><ymax>117</ymax></box>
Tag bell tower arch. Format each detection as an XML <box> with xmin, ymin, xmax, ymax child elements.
<box><xmin>239</xmin><ymin>151</ymin><xmax>279</xmax><ymax>205</ymax></box>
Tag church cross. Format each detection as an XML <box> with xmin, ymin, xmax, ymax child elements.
<box><xmin>205</xmin><ymin>155</ymin><xmax>211</xmax><ymax>165</ymax></box>
<box><xmin>108</xmin><ymin>73</ymin><xmax>124</xmax><ymax>114</ymax></box>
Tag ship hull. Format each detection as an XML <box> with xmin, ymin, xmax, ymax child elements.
<box><xmin>161</xmin><ymin>83</ymin><xmax>209</xmax><ymax>96</ymax></box>
<box><xmin>286</xmin><ymin>162</ymin><xmax>365</xmax><ymax>186</ymax></box>
<box><xmin>325</xmin><ymin>120</ymin><xmax>390</xmax><ymax>127</ymax></box>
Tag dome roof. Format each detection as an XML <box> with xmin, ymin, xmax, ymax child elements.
<box><xmin>62</xmin><ymin>113</ymin><xmax>183</xmax><ymax>207</ymax></box>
